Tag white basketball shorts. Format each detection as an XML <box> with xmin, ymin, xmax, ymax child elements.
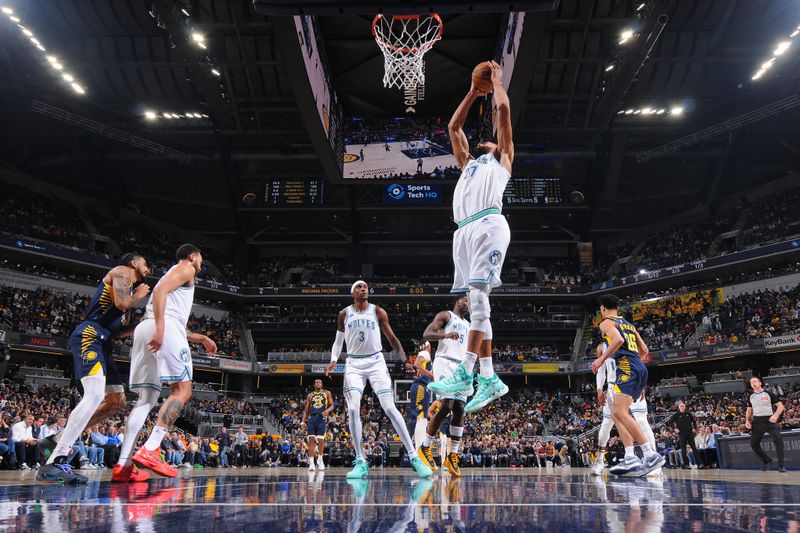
<box><xmin>343</xmin><ymin>352</ymin><xmax>393</xmax><ymax>399</ymax></box>
<box><xmin>129</xmin><ymin>318</ymin><xmax>192</xmax><ymax>392</ymax></box>
<box><xmin>451</xmin><ymin>213</ymin><xmax>511</xmax><ymax>294</ymax></box>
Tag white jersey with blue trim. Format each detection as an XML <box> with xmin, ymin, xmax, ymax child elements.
<box><xmin>596</xmin><ymin>340</ymin><xmax>617</xmax><ymax>391</ymax></box>
<box><xmin>435</xmin><ymin>311</ymin><xmax>470</xmax><ymax>362</ymax></box>
<box><xmin>452</xmin><ymin>153</ymin><xmax>510</xmax><ymax>225</ymax></box>
<box><xmin>143</xmin><ymin>264</ymin><xmax>195</xmax><ymax>328</ymax></box>
<box><xmin>344</xmin><ymin>304</ymin><xmax>383</xmax><ymax>357</ymax></box>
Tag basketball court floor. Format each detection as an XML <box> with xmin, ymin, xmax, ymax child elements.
<box><xmin>1</xmin><ymin>467</ymin><xmax>798</xmax><ymax>532</ymax></box>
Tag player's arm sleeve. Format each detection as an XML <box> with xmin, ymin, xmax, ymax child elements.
<box><xmin>330</xmin><ymin>330</ymin><xmax>345</xmax><ymax>363</ymax></box>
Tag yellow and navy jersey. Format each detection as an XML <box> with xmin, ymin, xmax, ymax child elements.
<box><xmin>602</xmin><ymin>315</ymin><xmax>642</xmax><ymax>363</ymax></box>
<box><xmin>83</xmin><ymin>278</ymin><xmax>129</xmax><ymax>333</ymax></box>
<box><xmin>309</xmin><ymin>390</ymin><xmax>328</xmax><ymax>416</ymax></box>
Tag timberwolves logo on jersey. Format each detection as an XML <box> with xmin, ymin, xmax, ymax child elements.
<box><xmin>489</xmin><ymin>250</ymin><xmax>502</xmax><ymax>265</ymax></box>
<box><xmin>179</xmin><ymin>347</ymin><xmax>190</xmax><ymax>362</ymax></box>
<box><xmin>347</xmin><ymin>318</ymin><xmax>377</xmax><ymax>331</ymax></box>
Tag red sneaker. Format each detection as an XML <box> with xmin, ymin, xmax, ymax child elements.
<box><xmin>131</xmin><ymin>447</ymin><xmax>178</xmax><ymax>478</ymax></box>
<box><xmin>112</xmin><ymin>463</ymin><xmax>151</xmax><ymax>482</ymax></box>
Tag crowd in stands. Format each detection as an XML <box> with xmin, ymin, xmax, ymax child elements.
<box><xmin>0</xmin><ymin>284</ymin><xmax>241</xmax><ymax>356</ymax></box>
<box><xmin>0</xmin><ymin>184</ymin><xmax>93</xmax><ymax>252</ymax></box>
<box><xmin>3</xmin><ymin>177</ymin><xmax>800</xmax><ymax>290</ymax></box>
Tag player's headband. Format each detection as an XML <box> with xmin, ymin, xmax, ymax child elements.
<box><xmin>351</xmin><ymin>280</ymin><xmax>367</xmax><ymax>293</ymax></box>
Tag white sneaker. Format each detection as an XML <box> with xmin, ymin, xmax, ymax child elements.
<box><xmin>590</xmin><ymin>456</ymin><xmax>606</xmax><ymax>476</ymax></box>
<box><xmin>308</xmin><ymin>461</ymin><xmax>316</xmax><ymax>471</ymax></box>
<box><xmin>646</xmin><ymin>466</ymin><xmax>664</xmax><ymax>477</ymax></box>
<box><xmin>316</xmin><ymin>456</ymin><xmax>325</xmax><ymax>470</ymax></box>
<box><xmin>20</xmin><ymin>464</ymin><xmax>31</xmax><ymax>471</ymax></box>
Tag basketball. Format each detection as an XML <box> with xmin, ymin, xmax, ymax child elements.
<box><xmin>472</xmin><ymin>61</ymin><xmax>493</xmax><ymax>92</ymax></box>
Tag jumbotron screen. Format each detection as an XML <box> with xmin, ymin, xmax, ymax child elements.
<box><xmin>343</xmin><ymin>139</ymin><xmax>459</xmax><ymax>180</ymax></box>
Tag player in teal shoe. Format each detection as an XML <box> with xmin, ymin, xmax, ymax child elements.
<box><xmin>465</xmin><ymin>373</ymin><xmax>509</xmax><ymax>413</ymax></box>
<box><xmin>410</xmin><ymin>454</ymin><xmax>433</xmax><ymax>478</ymax></box>
<box><xmin>427</xmin><ymin>364</ymin><xmax>474</xmax><ymax>397</ymax></box>
<box><xmin>346</xmin><ymin>458</ymin><xmax>369</xmax><ymax>479</ymax></box>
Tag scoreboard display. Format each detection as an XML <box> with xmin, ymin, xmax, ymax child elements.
<box><xmin>264</xmin><ymin>178</ymin><xmax>324</xmax><ymax>206</ymax></box>
<box><xmin>504</xmin><ymin>177</ymin><xmax>562</xmax><ymax>205</ymax></box>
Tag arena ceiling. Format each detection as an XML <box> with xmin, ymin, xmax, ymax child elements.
<box><xmin>0</xmin><ymin>0</ymin><xmax>798</xmax><ymax>250</ymax></box>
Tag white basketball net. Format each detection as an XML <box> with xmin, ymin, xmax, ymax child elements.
<box><xmin>372</xmin><ymin>14</ymin><xmax>443</xmax><ymax>90</ymax></box>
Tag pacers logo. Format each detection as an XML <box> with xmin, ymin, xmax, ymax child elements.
<box><xmin>387</xmin><ymin>183</ymin><xmax>406</xmax><ymax>200</ymax></box>
<box><xmin>343</xmin><ymin>153</ymin><xmax>359</xmax><ymax>164</ymax></box>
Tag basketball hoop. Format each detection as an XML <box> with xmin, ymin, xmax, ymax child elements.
<box><xmin>372</xmin><ymin>14</ymin><xmax>443</xmax><ymax>90</ymax></box>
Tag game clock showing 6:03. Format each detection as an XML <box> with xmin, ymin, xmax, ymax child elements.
<box><xmin>263</xmin><ymin>178</ymin><xmax>324</xmax><ymax>206</ymax></box>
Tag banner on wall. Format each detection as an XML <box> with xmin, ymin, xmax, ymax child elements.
<box><xmin>522</xmin><ymin>363</ymin><xmax>560</xmax><ymax>373</ymax></box>
<box><xmin>217</xmin><ymin>358</ymin><xmax>253</xmax><ymax>372</ymax></box>
<box><xmin>311</xmin><ymin>364</ymin><xmax>345</xmax><ymax>374</ymax></box>
<box><xmin>764</xmin><ymin>334</ymin><xmax>800</xmax><ymax>352</ymax></box>
<box><xmin>267</xmin><ymin>364</ymin><xmax>307</xmax><ymax>374</ymax></box>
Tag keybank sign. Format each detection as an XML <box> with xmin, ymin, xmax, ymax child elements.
<box><xmin>383</xmin><ymin>183</ymin><xmax>443</xmax><ymax>205</ymax></box>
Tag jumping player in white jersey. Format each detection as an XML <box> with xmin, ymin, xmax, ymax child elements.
<box><xmin>119</xmin><ymin>244</ymin><xmax>215</xmax><ymax>479</ymax></box>
<box><xmin>591</xmin><ymin>342</ymin><xmax>617</xmax><ymax>476</ymax></box>
<box><xmin>428</xmin><ymin>60</ymin><xmax>511</xmax><ymax>414</ymax></box>
<box><xmin>416</xmin><ymin>295</ymin><xmax>471</xmax><ymax>477</ymax></box>
<box><xmin>324</xmin><ymin>280</ymin><xmax>433</xmax><ymax>480</ymax></box>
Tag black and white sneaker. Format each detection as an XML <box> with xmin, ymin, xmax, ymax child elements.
<box><xmin>36</xmin><ymin>458</ymin><xmax>89</xmax><ymax>484</ymax></box>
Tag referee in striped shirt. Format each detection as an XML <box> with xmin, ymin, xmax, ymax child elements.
<box><xmin>745</xmin><ymin>376</ymin><xmax>786</xmax><ymax>472</ymax></box>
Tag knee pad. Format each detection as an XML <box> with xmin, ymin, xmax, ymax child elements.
<box><xmin>468</xmin><ymin>287</ymin><xmax>491</xmax><ymax>331</ymax></box>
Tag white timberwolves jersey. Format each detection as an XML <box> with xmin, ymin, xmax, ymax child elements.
<box><xmin>452</xmin><ymin>153</ymin><xmax>510</xmax><ymax>223</ymax></box>
<box><xmin>143</xmin><ymin>264</ymin><xmax>195</xmax><ymax>327</ymax></box>
<box><xmin>344</xmin><ymin>304</ymin><xmax>383</xmax><ymax>356</ymax></box>
<box><xmin>600</xmin><ymin>340</ymin><xmax>616</xmax><ymax>386</ymax></box>
<box><xmin>435</xmin><ymin>312</ymin><xmax>470</xmax><ymax>362</ymax></box>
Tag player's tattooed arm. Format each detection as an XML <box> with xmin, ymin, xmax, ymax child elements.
<box><xmin>110</xmin><ymin>267</ymin><xmax>149</xmax><ymax>311</ymax></box>
<box><xmin>160</xmin><ymin>399</ymin><xmax>184</xmax><ymax>426</ymax></box>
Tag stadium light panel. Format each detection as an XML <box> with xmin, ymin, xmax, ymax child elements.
<box><xmin>637</xmin><ymin>3</ymin><xmax>646</xmax><ymax>11</ymax></box>
<box><xmin>211</xmin><ymin>68</ymin><xmax>221</xmax><ymax>77</ymax></box>
<box><xmin>619</xmin><ymin>29</ymin><xmax>634</xmax><ymax>45</ymax></box>
<box><xmin>605</xmin><ymin>64</ymin><xmax>615</xmax><ymax>72</ymax></box>
<box><xmin>671</xmin><ymin>106</ymin><xmax>684</xmax><ymax>115</ymax></box>
<box><xmin>70</xmin><ymin>82</ymin><xmax>84</xmax><ymax>94</ymax></box>
<box><xmin>774</xmin><ymin>41</ymin><xmax>790</xmax><ymax>56</ymax></box>
<box><xmin>181</xmin><ymin>8</ymin><xmax>190</xmax><ymax>16</ymax></box>
<box><xmin>639</xmin><ymin>269</ymin><xmax>647</xmax><ymax>275</ymax></box>
<box><xmin>62</xmin><ymin>73</ymin><xmax>74</xmax><ymax>82</ymax></box>
<box><xmin>9</xmin><ymin>15</ymin><xmax>18</xmax><ymax>22</ymax></box>
<box><xmin>1</xmin><ymin>6</ymin><xmax>12</xmax><ymax>15</ymax></box>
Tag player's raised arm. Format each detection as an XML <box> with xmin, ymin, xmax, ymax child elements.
<box><xmin>376</xmin><ymin>306</ymin><xmax>406</xmax><ymax>362</ymax></box>
<box><xmin>449</xmin><ymin>85</ymin><xmax>484</xmax><ymax>171</ymax></box>
<box><xmin>489</xmin><ymin>61</ymin><xmax>514</xmax><ymax>173</ymax></box>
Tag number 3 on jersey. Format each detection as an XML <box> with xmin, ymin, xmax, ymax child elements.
<box><xmin>358</xmin><ymin>331</ymin><xmax>365</xmax><ymax>343</ymax></box>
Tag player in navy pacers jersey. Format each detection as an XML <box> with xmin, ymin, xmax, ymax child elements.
<box><xmin>302</xmin><ymin>379</ymin><xmax>334</xmax><ymax>471</ymax></box>
<box><xmin>409</xmin><ymin>341</ymin><xmax>434</xmax><ymax>451</ymax></box>
<box><xmin>591</xmin><ymin>294</ymin><xmax>665</xmax><ymax>477</ymax></box>
<box><xmin>37</xmin><ymin>253</ymin><xmax>151</xmax><ymax>483</ymax></box>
